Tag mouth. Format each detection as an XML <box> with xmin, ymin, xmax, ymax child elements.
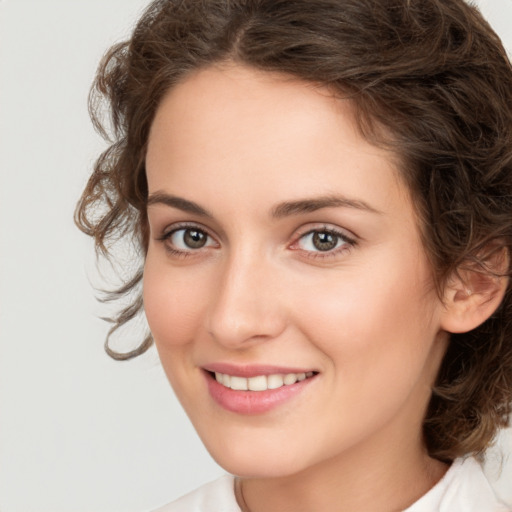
<box><xmin>208</xmin><ymin>370</ymin><xmax>316</xmax><ymax>391</ymax></box>
<box><xmin>202</xmin><ymin>366</ymin><xmax>319</xmax><ymax>414</ymax></box>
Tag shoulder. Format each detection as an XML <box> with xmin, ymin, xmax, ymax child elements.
<box><xmin>151</xmin><ymin>475</ymin><xmax>240</xmax><ymax>512</ymax></box>
<box><xmin>405</xmin><ymin>457</ymin><xmax>511</xmax><ymax>512</ymax></box>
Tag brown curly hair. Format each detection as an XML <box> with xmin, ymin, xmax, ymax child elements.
<box><xmin>76</xmin><ymin>0</ymin><xmax>512</xmax><ymax>461</ymax></box>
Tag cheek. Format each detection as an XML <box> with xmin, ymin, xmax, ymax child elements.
<box><xmin>293</xmin><ymin>254</ymin><xmax>440</xmax><ymax>378</ymax></box>
<box><xmin>290</xmin><ymin>265</ymin><xmax>441</xmax><ymax>438</ymax></box>
<box><xmin>142</xmin><ymin>254</ymin><xmax>209</xmax><ymax>348</ymax></box>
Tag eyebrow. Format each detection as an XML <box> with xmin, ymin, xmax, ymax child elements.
<box><xmin>146</xmin><ymin>192</ymin><xmax>381</xmax><ymax>218</ymax></box>
<box><xmin>147</xmin><ymin>192</ymin><xmax>213</xmax><ymax>217</ymax></box>
<box><xmin>271</xmin><ymin>195</ymin><xmax>381</xmax><ymax>218</ymax></box>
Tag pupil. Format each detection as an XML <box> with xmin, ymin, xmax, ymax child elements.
<box><xmin>184</xmin><ymin>229</ymin><xmax>206</xmax><ymax>249</ymax></box>
<box><xmin>312</xmin><ymin>231</ymin><xmax>337</xmax><ymax>251</ymax></box>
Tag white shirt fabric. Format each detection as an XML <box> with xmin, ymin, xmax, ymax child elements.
<box><xmin>153</xmin><ymin>457</ymin><xmax>511</xmax><ymax>512</ymax></box>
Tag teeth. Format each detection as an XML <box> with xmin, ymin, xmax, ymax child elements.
<box><xmin>222</xmin><ymin>373</ymin><xmax>231</xmax><ymax>387</ymax></box>
<box><xmin>248</xmin><ymin>375</ymin><xmax>267</xmax><ymax>391</ymax></box>
<box><xmin>267</xmin><ymin>374</ymin><xmax>284</xmax><ymax>389</ymax></box>
<box><xmin>230</xmin><ymin>376</ymin><xmax>248</xmax><ymax>390</ymax></box>
<box><xmin>283</xmin><ymin>373</ymin><xmax>297</xmax><ymax>385</ymax></box>
<box><xmin>214</xmin><ymin>371</ymin><xmax>315</xmax><ymax>391</ymax></box>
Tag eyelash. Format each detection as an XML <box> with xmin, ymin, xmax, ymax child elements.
<box><xmin>157</xmin><ymin>223</ymin><xmax>356</xmax><ymax>260</ymax></box>
<box><xmin>157</xmin><ymin>222</ymin><xmax>217</xmax><ymax>259</ymax></box>
<box><xmin>290</xmin><ymin>226</ymin><xmax>356</xmax><ymax>259</ymax></box>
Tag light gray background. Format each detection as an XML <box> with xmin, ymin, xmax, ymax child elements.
<box><xmin>0</xmin><ymin>1</ymin><xmax>511</xmax><ymax>511</ymax></box>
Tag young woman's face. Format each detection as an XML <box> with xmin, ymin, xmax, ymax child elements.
<box><xmin>144</xmin><ymin>65</ymin><xmax>449</xmax><ymax>477</ymax></box>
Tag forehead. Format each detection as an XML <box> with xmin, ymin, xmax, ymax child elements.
<box><xmin>146</xmin><ymin>64</ymin><xmax>409</xmax><ymax>217</ymax></box>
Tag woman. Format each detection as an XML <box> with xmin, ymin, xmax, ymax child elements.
<box><xmin>76</xmin><ymin>0</ymin><xmax>512</xmax><ymax>510</ymax></box>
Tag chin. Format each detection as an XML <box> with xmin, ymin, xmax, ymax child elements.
<box><xmin>198</xmin><ymin>430</ymin><xmax>317</xmax><ymax>478</ymax></box>
<box><xmin>212</xmin><ymin>452</ymin><xmax>306</xmax><ymax>479</ymax></box>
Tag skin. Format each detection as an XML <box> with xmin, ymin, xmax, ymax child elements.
<box><xmin>143</xmin><ymin>64</ymin><xmax>452</xmax><ymax>512</ymax></box>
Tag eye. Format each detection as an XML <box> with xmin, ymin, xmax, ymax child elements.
<box><xmin>293</xmin><ymin>227</ymin><xmax>355</xmax><ymax>255</ymax></box>
<box><xmin>164</xmin><ymin>227</ymin><xmax>216</xmax><ymax>251</ymax></box>
<box><xmin>300</xmin><ymin>231</ymin><xmax>341</xmax><ymax>252</ymax></box>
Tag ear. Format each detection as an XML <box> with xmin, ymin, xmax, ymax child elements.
<box><xmin>440</xmin><ymin>247</ymin><xmax>509</xmax><ymax>334</ymax></box>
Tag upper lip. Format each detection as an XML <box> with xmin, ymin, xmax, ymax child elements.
<box><xmin>203</xmin><ymin>362</ymin><xmax>317</xmax><ymax>378</ymax></box>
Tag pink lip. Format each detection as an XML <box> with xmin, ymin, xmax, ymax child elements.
<box><xmin>202</xmin><ymin>364</ymin><xmax>318</xmax><ymax>415</ymax></box>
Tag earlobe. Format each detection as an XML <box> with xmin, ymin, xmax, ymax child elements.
<box><xmin>440</xmin><ymin>248</ymin><xmax>509</xmax><ymax>334</ymax></box>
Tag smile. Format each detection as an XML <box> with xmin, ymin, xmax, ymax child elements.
<box><xmin>214</xmin><ymin>371</ymin><xmax>315</xmax><ymax>391</ymax></box>
<box><xmin>204</xmin><ymin>367</ymin><xmax>318</xmax><ymax>414</ymax></box>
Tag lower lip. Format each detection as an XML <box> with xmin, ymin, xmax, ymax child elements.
<box><xmin>204</xmin><ymin>371</ymin><xmax>316</xmax><ymax>415</ymax></box>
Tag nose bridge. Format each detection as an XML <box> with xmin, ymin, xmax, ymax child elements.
<box><xmin>207</xmin><ymin>244</ymin><xmax>285</xmax><ymax>348</ymax></box>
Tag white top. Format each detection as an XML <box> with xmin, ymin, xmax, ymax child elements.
<box><xmin>153</xmin><ymin>457</ymin><xmax>511</xmax><ymax>512</ymax></box>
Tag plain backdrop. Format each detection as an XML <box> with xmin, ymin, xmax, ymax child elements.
<box><xmin>0</xmin><ymin>1</ymin><xmax>511</xmax><ymax>511</ymax></box>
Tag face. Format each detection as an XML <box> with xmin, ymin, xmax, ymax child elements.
<box><xmin>144</xmin><ymin>64</ymin><xmax>449</xmax><ymax>478</ymax></box>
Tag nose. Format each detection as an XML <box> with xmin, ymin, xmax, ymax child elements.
<box><xmin>206</xmin><ymin>250</ymin><xmax>287</xmax><ymax>349</ymax></box>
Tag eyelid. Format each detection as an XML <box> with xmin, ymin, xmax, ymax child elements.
<box><xmin>158</xmin><ymin>221</ymin><xmax>216</xmax><ymax>240</ymax></box>
<box><xmin>291</xmin><ymin>223</ymin><xmax>357</xmax><ymax>243</ymax></box>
